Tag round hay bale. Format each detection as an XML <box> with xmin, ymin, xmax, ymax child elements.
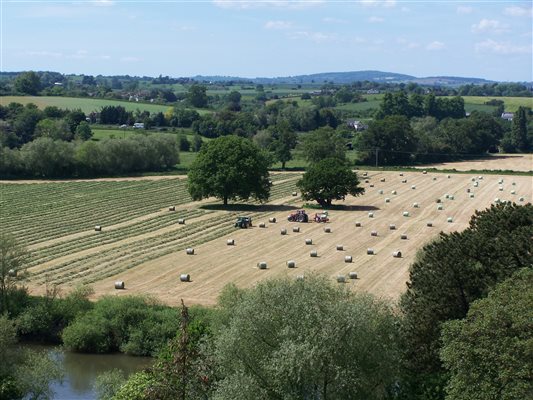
<box><xmin>392</xmin><ymin>251</ymin><xmax>402</xmax><ymax>258</ymax></box>
<box><xmin>494</xmin><ymin>198</ymin><xmax>500</xmax><ymax>203</ymax></box>
<box><xmin>498</xmin><ymin>179</ymin><xmax>503</xmax><ymax>184</ymax></box>
<box><xmin>512</xmin><ymin>182</ymin><xmax>516</xmax><ymax>186</ymax></box>
<box><xmin>447</xmin><ymin>174</ymin><xmax>451</xmax><ymax>179</ymax></box>
<box><xmin>365</xmin><ymin>179</ymin><xmax>370</xmax><ymax>183</ymax></box>
<box><xmin>378</xmin><ymin>189</ymin><xmax>384</xmax><ymax>194</ymax></box>
<box><xmin>427</xmin><ymin>221</ymin><xmax>433</xmax><ymax>227</ymax></box>
<box><xmin>411</xmin><ymin>185</ymin><xmax>416</xmax><ymax>190</ymax></box>
<box><xmin>324</xmin><ymin>227</ymin><xmax>331</xmax><ymax>233</ymax></box>
<box><xmin>349</xmin><ymin>272</ymin><xmax>358</xmax><ymax>279</ymax></box>
<box><xmin>422</xmin><ymin>170</ymin><xmax>427</xmax><ymax>174</ymax></box>
<box><xmin>8</xmin><ymin>269</ymin><xmax>17</xmax><ymax>277</ymax></box>
<box><xmin>257</xmin><ymin>261</ymin><xmax>267</xmax><ymax>269</ymax></box>
<box><xmin>433</xmin><ymin>177</ymin><xmax>437</xmax><ymax>181</ymax></box>
<box><xmin>380</xmin><ymin>178</ymin><xmax>386</xmax><ymax>182</ymax></box>
<box><xmin>168</xmin><ymin>206</ymin><xmax>175</xmax><ymax>211</ymax></box>
<box><xmin>498</xmin><ymin>186</ymin><xmax>504</xmax><ymax>191</ymax></box>
<box><xmin>466</xmin><ymin>188</ymin><xmax>471</xmax><ymax>193</ymax></box>
<box><xmin>469</xmin><ymin>193</ymin><xmax>475</xmax><ymax>198</ymax></box>
<box><xmin>413</xmin><ymin>202</ymin><xmax>419</xmax><ymax>208</ymax></box>
<box><xmin>367</xmin><ymin>248</ymin><xmax>375</xmax><ymax>255</ymax></box>
<box><xmin>402</xmin><ymin>179</ymin><xmax>407</xmax><ymax>183</ymax></box>
<box><xmin>403</xmin><ymin>211</ymin><xmax>410</xmax><ymax>217</ymax></box>
<box><xmin>337</xmin><ymin>275</ymin><xmax>346</xmax><ymax>283</ymax></box>
<box><xmin>114</xmin><ymin>281</ymin><xmax>125</xmax><ymax>290</ymax></box>
<box><xmin>389</xmin><ymin>224</ymin><xmax>396</xmax><ymax>230</ymax></box>
<box><xmin>310</xmin><ymin>250</ymin><xmax>318</xmax><ymax>257</ymax></box>
<box><xmin>449</xmin><ymin>195</ymin><xmax>455</xmax><ymax>200</ymax></box>
<box><xmin>178</xmin><ymin>218</ymin><xmax>185</xmax><ymax>225</ymax></box>
<box><xmin>401</xmin><ymin>234</ymin><xmax>408</xmax><ymax>240</ymax></box>
<box><xmin>227</xmin><ymin>239</ymin><xmax>235</xmax><ymax>246</ymax></box>
<box><xmin>473</xmin><ymin>182</ymin><xmax>479</xmax><ymax>187</ymax></box>
<box><xmin>268</xmin><ymin>180</ymin><xmax>273</xmax><ymax>185</ymax></box>
<box><xmin>471</xmin><ymin>177</ymin><xmax>476</xmax><ymax>182</ymax></box>
<box><xmin>186</xmin><ymin>248</ymin><xmax>194</xmax><ymax>255</ymax></box>
<box><xmin>511</xmin><ymin>190</ymin><xmax>516</xmax><ymax>195</ymax></box>
<box><xmin>287</xmin><ymin>260</ymin><xmax>296</xmax><ymax>268</ymax></box>
<box><xmin>399</xmin><ymin>173</ymin><xmax>404</xmax><ymax>176</ymax></box>
<box><xmin>371</xmin><ymin>230</ymin><xmax>378</xmax><ymax>236</ymax></box>
<box><xmin>292</xmin><ymin>226</ymin><xmax>300</xmax><ymax>233</ymax></box>
<box><xmin>281</xmin><ymin>228</ymin><xmax>287</xmax><ymax>235</ymax></box>
<box><xmin>259</xmin><ymin>222</ymin><xmax>266</xmax><ymax>228</ymax></box>
<box><xmin>305</xmin><ymin>238</ymin><xmax>313</xmax><ymax>245</ymax></box>
<box><xmin>292</xmin><ymin>191</ymin><xmax>298</xmax><ymax>196</ymax></box>
<box><xmin>369</xmin><ymin>184</ymin><xmax>374</xmax><ymax>188</ymax></box>
<box><xmin>385</xmin><ymin>197</ymin><xmax>391</xmax><ymax>203</ymax></box>
<box><xmin>269</xmin><ymin>217</ymin><xmax>277</xmax><ymax>223</ymax></box>
<box><xmin>355</xmin><ymin>221</ymin><xmax>362</xmax><ymax>227</ymax></box>
<box><xmin>94</xmin><ymin>225</ymin><xmax>102</xmax><ymax>231</ymax></box>
<box><xmin>478</xmin><ymin>176</ymin><xmax>483</xmax><ymax>180</ymax></box>
<box><xmin>447</xmin><ymin>217</ymin><xmax>453</xmax><ymax>223</ymax></box>
<box><xmin>391</xmin><ymin>190</ymin><xmax>397</xmax><ymax>195</ymax></box>
<box><xmin>296</xmin><ymin>275</ymin><xmax>305</xmax><ymax>281</ymax></box>
<box><xmin>445</xmin><ymin>194</ymin><xmax>450</xmax><ymax>199</ymax></box>
<box><xmin>519</xmin><ymin>197</ymin><xmax>525</xmax><ymax>202</ymax></box>
<box><xmin>180</xmin><ymin>274</ymin><xmax>191</xmax><ymax>282</ymax></box>
<box><xmin>437</xmin><ymin>204</ymin><xmax>444</xmax><ymax>210</ymax></box>
<box><xmin>363</xmin><ymin>172</ymin><xmax>368</xmax><ymax>177</ymax></box>
<box><xmin>336</xmin><ymin>244</ymin><xmax>344</xmax><ymax>251</ymax></box>
<box><xmin>368</xmin><ymin>212</ymin><xmax>374</xmax><ymax>218</ymax></box>
<box><xmin>436</xmin><ymin>198</ymin><xmax>442</xmax><ymax>203</ymax></box>
<box><xmin>344</xmin><ymin>255</ymin><xmax>352</xmax><ymax>263</ymax></box>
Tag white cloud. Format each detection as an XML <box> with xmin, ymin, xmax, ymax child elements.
<box><xmin>471</xmin><ymin>19</ymin><xmax>509</xmax><ymax>34</ymax></box>
<box><xmin>426</xmin><ymin>41</ymin><xmax>445</xmax><ymax>50</ymax></box>
<box><xmin>92</xmin><ymin>0</ymin><xmax>114</xmax><ymax>6</ymax></box>
<box><xmin>290</xmin><ymin>30</ymin><xmax>337</xmax><ymax>43</ymax></box>
<box><xmin>213</xmin><ymin>0</ymin><xmax>324</xmax><ymax>10</ymax></box>
<box><xmin>504</xmin><ymin>6</ymin><xmax>533</xmax><ymax>17</ymax></box>
<box><xmin>24</xmin><ymin>50</ymin><xmax>63</xmax><ymax>58</ymax></box>
<box><xmin>121</xmin><ymin>56</ymin><xmax>141</xmax><ymax>62</ymax></box>
<box><xmin>359</xmin><ymin>0</ymin><xmax>396</xmax><ymax>8</ymax></box>
<box><xmin>456</xmin><ymin>6</ymin><xmax>473</xmax><ymax>15</ymax></box>
<box><xmin>368</xmin><ymin>16</ymin><xmax>384</xmax><ymax>23</ymax></box>
<box><xmin>475</xmin><ymin>39</ymin><xmax>531</xmax><ymax>54</ymax></box>
<box><xmin>264</xmin><ymin>20</ymin><xmax>293</xmax><ymax>30</ymax></box>
<box><xmin>67</xmin><ymin>50</ymin><xmax>89</xmax><ymax>59</ymax></box>
<box><xmin>397</xmin><ymin>38</ymin><xmax>419</xmax><ymax>49</ymax></box>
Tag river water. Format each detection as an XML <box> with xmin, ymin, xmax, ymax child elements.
<box><xmin>25</xmin><ymin>345</ymin><xmax>152</xmax><ymax>400</ymax></box>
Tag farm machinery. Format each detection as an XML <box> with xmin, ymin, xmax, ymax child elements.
<box><xmin>314</xmin><ymin>211</ymin><xmax>329</xmax><ymax>223</ymax></box>
<box><xmin>287</xmin><ymin>210</ymin><xmax>309</xmax><ymax>223</ymax></box>
<box><xmin>235</xmin><ymin>216</ymin><xmax>252</xmax><ymax>228</ymax></box>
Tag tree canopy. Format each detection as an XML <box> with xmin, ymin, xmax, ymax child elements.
<box><xmin>187</xmin><ymin>136</ymin><xmax>271</xmax><ymax>205</ymax></box>
<box><xmin>301</xmin><ymin>126</ymin><xmax>346</xmax><ymax>164</ymax></box>
<box><xmin>441</xmin><ymin>268</ymin><xmax>533</xmax><ymax>400</ymax></box>
<box><xmin>297</xmin><ymin>158</ymin><xmax>364</xmax><ymax>207</ymax></box>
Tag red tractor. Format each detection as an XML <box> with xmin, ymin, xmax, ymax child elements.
<box><xmin>314</xmin><ymin>212</ymin><xmax>329</xmax><ymax>223</ymax></box>
<box><xmin>287</xmin><ymin>209</ymin><xmax>309</xmax><ymax>223</ymax></box>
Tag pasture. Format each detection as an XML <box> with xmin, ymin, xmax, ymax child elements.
<box><xmin>1</xmin><ymin>163</ymin><xmax>531</xmax><ymax>306</ymax></box>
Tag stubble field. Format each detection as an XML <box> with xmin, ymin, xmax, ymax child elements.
<box><xmin>1</xmin><ymin>164</ymin><xmax>531</xmax><ymax>306</ymax></box>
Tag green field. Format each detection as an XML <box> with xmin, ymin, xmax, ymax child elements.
<box><xmin>459</xmin><ymin>96</ymin><xmax>532</xmax><ymax>113</ymax></box>
<box><xmin>0</xmin><ymin>96</ymin><xmax>211</xmax><ymax>115</ymax></box>
<box><xmin>91</xmin><ymin>127</ymin><xmax>196</xmax><ymax>141</ymax></box>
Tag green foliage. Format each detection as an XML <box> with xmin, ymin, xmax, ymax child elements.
<box><xmin>34</xmin><ymin>119</ymin><xmax>73</xmax><ymax>141</ymax></box>
<box><xmin>187</xmin><ymin>85</ymin><xmax>208</xmax><ymax>108</ymax></box>
<box><xmin>441</xmin><ymin>268</ymin><xmax>533</xmax><ymax>400</ymax></box>
<box><xmin>179</xmin><ymin>135</ymin><xmax>191</xmax><ymax>152</ymax></box>
<box><xmin>400</xmin><ymin>203</ymin><xmax>533</xmax><ymax>396</ymax></box>
<box><xmin>14</xmin><ymin>71</ymin><xmax>41</xmax><ymax>95</ymax></box>
<box><xmin>502</xmin><ymin>106</ymin><xmax>530</xmax><ymax>152</ymax></box>
<box><xmin>213</xmin><ymin>275</ymin><xmax>401</xmax><ymax>399</ymax></box>
<box><xmin>62</xmin><ymin>296</ymin><xmax>180</xmax><ymax>356</ymax></box>
<box><xmin>95</xmin><ymin>369</ymin><xmax>126</xmax><ymax>400</ymax></box>
<box><xmin>0</xmin><ymin>234</ymin><xmax>29</xmax><ymax>314</ymax></box>
<box><xmin>187</xmin><ymin>135</ymin><xmax>271</xmax><ymax>205</ymax></box>
<box><xmin>356</xmin><ymin>115</ymin><xmax>418</xmax><ymax>165</ymax></box>
<box><xmin>14</xmin><ymin>350</ymin><xmax>64</xmax><ymax>400</ymax></box>
<box><xmin>268</xmin><ymin>122</ymin><xmax>297</xmax><ymax>169</ymax></box>
<box><xmin>112</xmin><ymin>371</ymin><xmax>153</xmax><ymax>400</ymax></box>
<box><xmin>0</xmin><ymin>314</ymin><xmax>19</xmax><ymax>378</ymax></box>
<box><xmin>74</xmin><ymin>121</ymin><xmax>93</xmax><ymax>141</ymax></box>
<box><xmin>297</xmin><ymin>158</ymin><xmax>364</xmax><ymax>207</ymax></box>
<box><xmin>301</xmin><ymin>126</ymin><xmax>346</xmax><ymax>163</ymax></box>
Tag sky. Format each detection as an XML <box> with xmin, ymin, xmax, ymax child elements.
<box><xmin>1</xmin><ymin>0</ymin><xmax>532</xmax><ymax>82</ymax></box>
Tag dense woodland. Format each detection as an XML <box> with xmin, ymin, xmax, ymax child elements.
<box><xmin>1</xmin><ymin>203</ymin><xmax>532</xmax><ymax>399</ymax></box>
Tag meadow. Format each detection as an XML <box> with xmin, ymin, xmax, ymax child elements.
<box><xmin>2</xmin><ymin>160</ymin><xmax>530</xmax><ymax>306</ymax></box>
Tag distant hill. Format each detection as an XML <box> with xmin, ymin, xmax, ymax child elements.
<box><xmin>193</xmin><ymin>71</ymin><xmax>495</xmax><ymax>86</ymax></box>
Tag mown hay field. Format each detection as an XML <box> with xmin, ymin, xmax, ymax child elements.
<box><xmin>1</xmin><ymin>166</ymin><xmax>531</xmax><ymax>306</ymax></box>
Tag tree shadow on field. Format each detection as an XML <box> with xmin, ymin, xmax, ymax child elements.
<box><xmin>304</xmin><ymin>204</ymin><xmax>380</xmax><ymax>212</ymax></box>
<box><xmin>200</xmin><ymin>204</ymin><xmax>299</xmax><ymax>212</ymax></box>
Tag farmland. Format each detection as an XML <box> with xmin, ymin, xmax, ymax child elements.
<box><xmin>2</xmin><ymin>160</ymin><xmax>531</xmax><ymax>306</ymax></box>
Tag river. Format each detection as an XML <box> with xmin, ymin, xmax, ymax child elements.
<box><xmin>24</xmin><ymin>345</ymin><xmax>152</xmax><ymax>400</ymax></box>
